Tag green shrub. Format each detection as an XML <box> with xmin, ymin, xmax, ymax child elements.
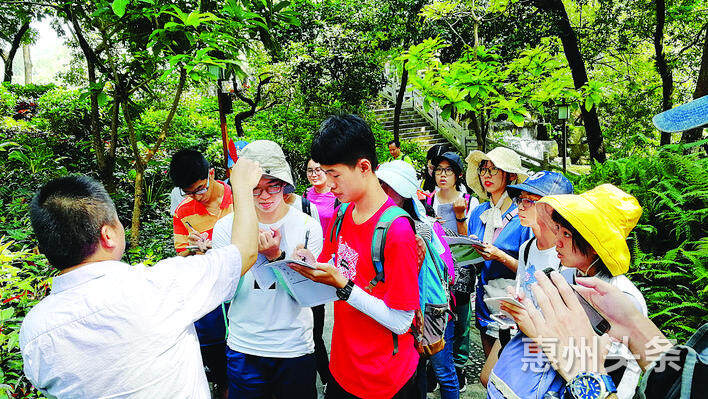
<box><xmin>34</xmin><ymin>88</ymin><xmax>91</xmax><ymax>139</ymax></box>
<box><xmin>2</xmin><ymin>83</ymin><xmax>56</xmax><ymax>99</ymax></box>
<box><xmin>0</xmin><ymin>85</ymin><xmax>17</xmax><ymax>117</ymax></box>
<box><xmin>571</xmin><ymin>144</ymin><xmax>708</xmax><ymax>341</ymax></box>
<box><xmin>0</xmin><ymin>238</ymin><xmax>55</xmax><ymax>398</ymax></box>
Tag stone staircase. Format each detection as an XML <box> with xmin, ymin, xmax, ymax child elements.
<box><xmin>373</xmin><ymin>104</ymin><xmax>450</xmax><ymax>150</ymax></box>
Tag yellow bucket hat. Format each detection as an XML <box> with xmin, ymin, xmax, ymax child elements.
<box><xmin>538</xmin><ymin>184</ymin><xmax>642</xmax><ymax>276</ymax></box>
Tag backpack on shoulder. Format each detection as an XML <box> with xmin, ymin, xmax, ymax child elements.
<box><xmin>330</xmin><ymin>203</ymin><xmax>452</xmax><ymax>356</ymax></box>
<box><xmin>637</xmin><ymin>323</ymin><xmax>707</xmax><ymax>399</ymax></box>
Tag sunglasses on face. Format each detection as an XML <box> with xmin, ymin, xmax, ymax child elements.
<box><xmin>253</xmin><ymin>184</ymin><xmax>285</xmax><ymax>197</ymax></box>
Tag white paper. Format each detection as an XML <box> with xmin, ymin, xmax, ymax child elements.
<box><xmin>268</xmin><ymin>260</ymin><xmax>338</xmax><ymax>307</ymax></box>
<box><xmin>251</xmin><ymin>259</ymin><xmax>277</xmax><ymax>289</ymax></box>
<box><xmin>442</xmin><ymin>235</ymin><xmax>484</xmax><ymax>246</ymax></box>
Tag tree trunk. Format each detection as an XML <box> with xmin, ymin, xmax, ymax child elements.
<box><xmin>2</xmin><ymin>22</ymin><xmax>30</xmax><ymax>83</ymax></box>
<box><xmin>533</xmin><ymin>0</ymin><xmax>606</xmax><ymax>163</ymax></box>
<box><xmin>130</xmin><ymin>167</ymin><xmax>145</xmax><ymax>248</ymax></box>
<box><xmin>23</xmin><ymin>45</ymin><xmax>32</xmax><ymax>84</ymax></box>
<box><xmin>393</xmin><ymin>64</ymin><xmax>408</xmax><ymax>144</ymax></box>
<box><xmin>125</xmin><ymin>69</ymin><xmax>186</xmax><ymax>246</ymax></box>
<box><xmin>654</xmin><ymin>0</ymin><xmax>673</xmax><ymax>146</ymax></box>
<box><xmin>682</xmin><ymin>27</ymin><xmax>708</xmax><ymax>144</ymax></box>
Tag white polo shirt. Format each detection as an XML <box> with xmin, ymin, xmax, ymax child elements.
<box><xmin>19</xmin><ymin>245</ymin><xmax>242</xmax><ymax>398</ymax></box>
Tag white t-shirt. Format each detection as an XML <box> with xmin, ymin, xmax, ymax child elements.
<box><xmin>212</xmin><ymin>206</ymin><xmax>323</xmax><ymax>358</ymax></box>
<box><xmin>515</xmin><ymin>238</ymin><xmax>561</xmax><ymax>307</ymax></box>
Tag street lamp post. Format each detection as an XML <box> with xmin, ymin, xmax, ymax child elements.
<box><xmin>558</xmin><ymin>103</ymin><xmax>569</xmax><ymax>174</ymax></box>
<box><xmin>217</xmin><ymin>70</ymin><xmax>234</xmax><ymax>177</ymax></box>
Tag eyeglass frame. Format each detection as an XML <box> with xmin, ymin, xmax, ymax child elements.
<box><xmin>306</xmin><ymin>167</ymin><xmax>324</xmax><ymax>176</ymax></box>
<box><xmin>434</xmin><ymin>167</ymin><xmax>456</xmax><ymax>176</ymax></box>
<box><xmin>179</xmin><ymin>175</ymin><xmax>211</xmax><ymax>197</ymax></box>
<box><xmin>252</xmin><ymin>182</ymin><xmax>286</xmax><ymax>197</ymax></box>
<box><xmin>478</xmin><ymin>166</ymin><xmax>501</xmax><ymax>177</ymax></box>
<box><xmin>512</xmin><ymin>196</ymin><xmax>539</xmax><ymax>209</ymax></box>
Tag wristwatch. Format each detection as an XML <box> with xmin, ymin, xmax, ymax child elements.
<box><xmin>455</xmin><ymin>216</ymin><xmax>467</xmax><ymax>222</ymax></box>
<box><xmin>336</xmin><ymin>279</ymin><xmax>355</xmax><ymax>301</ymax></box>
<box><xmin>267</xmin><ymin>251</ymin><xmax>286</xmax><ymax>262</ymax></box>
<box><xmin>567</xmin><ymin>372</ymin><xmax>617</xmax><ymax>399</ymax></box>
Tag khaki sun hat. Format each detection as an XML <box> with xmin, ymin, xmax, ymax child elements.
<box><xmin>538</xmin><ymin>184</ymin><xmax>642</xmax><ymax>276</ymax></box>
<box><xmin>465</xmin><ymin>147</ymin><xmax>528</xmax><ymax>200</ymax></box>
<box><xmin>239</xmin><ymin>140</ymin><xmax>295</xmax><ymax>192</ymax></box>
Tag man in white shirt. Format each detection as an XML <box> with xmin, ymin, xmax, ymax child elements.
<box><xmin>211</xmin><ymin>140</ymin><xmax>322</xmax><ymax>399</ymax></box>
<box><xmin>19</xmin><ymin>158</ymin><xmax>262</xmax><ymax>398</ymax></box>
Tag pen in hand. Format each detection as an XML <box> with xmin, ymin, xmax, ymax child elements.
<box><xmin>301</xmin><ymin>230</ymin><xmax>310</xmax><ymax>262</ymax></box>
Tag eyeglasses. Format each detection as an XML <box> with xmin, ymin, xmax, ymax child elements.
<box><xmin>180</xmin><ymin>178</ymin><xmax>210</xmax><ymax>196</ymax></box>
<box><xmin>253</xmin><ymin>184</ymin><xmax>285</xmax><ymax>197</ymax></box>
<box><xmin>306</xmin><ymin>167</ymin><xmax>324</xmax><ymax>176</ymax></box>
<box><xmin>434</xmin><ymin>167</ymin><xmax>455</xmax><ymax>176</ymax></box>
<box><xmin>478</xmin><ymin>166</ymin><xmax>500</xmax><ymax>177</ymax></box>
<box><xmin>513</xmin><ymin>196</ymin><xmax>538</xmax><ymax>209</ymax></box>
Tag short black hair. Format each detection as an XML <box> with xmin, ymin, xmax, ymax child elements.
<box><xmin>169</xmin><ymin>149</ymin><xmax>210</xmax><ymax>189</ymax></box>
<box><xmin>312</xmin><ymin>114</ymin><xmax>378</xmax><ymax>169</ymax></box>
<box><xmin>30</xmin><ymin>175</ymin><xmax>118</xmax><ymax>270</ymax></box>
<box><xmin>426</xmin><ymin>144</ymin><xmax>449</xmax><ymax>161</ymax></box>
<box><xmin>551</xmin><ymin>209</ymin><xmax>593</xmax><ymax>256</ymax></box>
<box><xmin>388</xmin><ymin>139</ymin><xmax>400</xmax><ymax>147</ymax></box>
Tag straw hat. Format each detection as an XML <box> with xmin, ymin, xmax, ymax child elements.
<box><xmin>538</xmin><ymin>184</ymin><xmax>642</xmax><ymax>276</ymax></box>
<box><xmin>465</xmin><ymin>147</ymin><xmax>528</xmax><ymax>200</ymax></box>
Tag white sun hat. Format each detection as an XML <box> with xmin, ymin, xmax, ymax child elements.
<box><xmin>375</xmin><ymin>160</ymin><xmax>427</xmax><ymax>220</ymax></box>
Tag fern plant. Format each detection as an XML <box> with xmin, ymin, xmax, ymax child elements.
<box><xmin>573</xmin><ymin>147</ymin><xmax>708</xmax><ymax>341</ymax></box>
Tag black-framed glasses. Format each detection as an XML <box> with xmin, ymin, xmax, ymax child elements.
<box><xmin>180</xmin><ymin>178</ymin><xmax>210</xmax><ymax>196</ymax></box>
<box><xmin>434</xmin><ymin>167</ymin><xmax>455</xmax><ymax>176</ymax></box>
<box><xmin>478</xmin><ymin>166</ymin><xmax>500</xmax><ymax>177</ymax></box>
<box><xmin>253</xmin><ymin>184</ymin><xmax>285</xmax><ymax>197</ymax></box>
<box><xmin>306</xmin><ymin>167</ymin><xmax>324</xmax><ymax>176</ymax></box>
<box><xmin>513</xmin><ymin>196</ymin><xmax>537</xmax><ymax>208</ymax></box>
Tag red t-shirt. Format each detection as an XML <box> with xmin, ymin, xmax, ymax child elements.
<box><xmin>318</xmin><ymin>198</ymin><xmax>420</xmax><ymax>398</ymax></box>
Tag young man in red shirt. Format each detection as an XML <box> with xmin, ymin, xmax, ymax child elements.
<box><xmin>291</xmin><ymin>115</ymin><xmax>420</xmax><ymax>399</ymax></box>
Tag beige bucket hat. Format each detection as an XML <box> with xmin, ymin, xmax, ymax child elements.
<box><xmin>239</xmin><ymin>140</ymin><xmax>295</xmax><ymax>192</ymax></box>
<box><xmin>465</xmin><ymin>147</ymin><xmax>528</xmax><ymax>200</ymax></box>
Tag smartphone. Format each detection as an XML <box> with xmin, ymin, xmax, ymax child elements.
<box><xmin>542</xmin><ymin>268</ymin><xmax>610</xmax><ymax>335</ymax></box>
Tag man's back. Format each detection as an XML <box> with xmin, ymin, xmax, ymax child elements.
<box><xmin>20</xmin><ymin>246</ymin><xmax>242</xmax><ymax>398</ymax></box>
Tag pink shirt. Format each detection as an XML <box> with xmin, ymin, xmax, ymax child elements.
<box><xmin>306</xmin><ymin>186</ymin><xmax>337</xmax><ymax>234</ymax></box>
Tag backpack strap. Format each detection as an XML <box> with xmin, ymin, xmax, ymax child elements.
<box><xmin>301</xmin><ymin>194</ymin><xmax>312</xmax><ymax>217</ymax></box>
<box><xmin>491</xmin><ymin>207</ymin><xmax>518</xmax><ymax>244</ymax></box>
<box><xmin>464</xmin><ymin>193</ymin><xmax>471</xmax><ymax>211</ymax></box>
<box><xmin>329</xmin><ymin>203</ymin><xmax>350</xmax><ymax>244</ymax></box>
<box><xmin>368</xmin><ymin>206</ymin><xmax>414</xmax><ymax>291</ymax></box>
<box><xmin>523</xmin><ymin>237</ymin><xmax>536</xmax><ymax>265</ymax></box>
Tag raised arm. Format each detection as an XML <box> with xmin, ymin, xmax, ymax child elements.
<box><xmin>229</xmin><ymin>158</ymin><xmax>262</xmax><ymax>275</ymax></box>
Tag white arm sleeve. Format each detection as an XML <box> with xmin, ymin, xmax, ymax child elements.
<box><xmin>346</xmin><ymin>285</ymin><xmax>415</xmax><ymax>335</ymax></box>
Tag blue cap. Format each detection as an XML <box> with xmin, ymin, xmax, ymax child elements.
<box><xmin>652</xmin><ymin>95</ymin><xmax>708</xmax><ymax>132</ymax></box>
<box><xmin>435</xmin><ymin>151</ymin><xmax>464</xmax><ymax>171</ymax></box>
<box><xmin>507</xmin><ymin>171</ymin><xmax>573</xmax><ymax>198</ymax></box>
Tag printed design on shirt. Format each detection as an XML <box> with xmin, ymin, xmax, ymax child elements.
<box><xmin>523</xmin><ymin>263</ymin><xmax>539</xmax><ymax>306</ymax></box>
<box><xmin>336</xmin><ymin>235</ymin><xmax>359</xmax><ymax>280</ymax></box>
